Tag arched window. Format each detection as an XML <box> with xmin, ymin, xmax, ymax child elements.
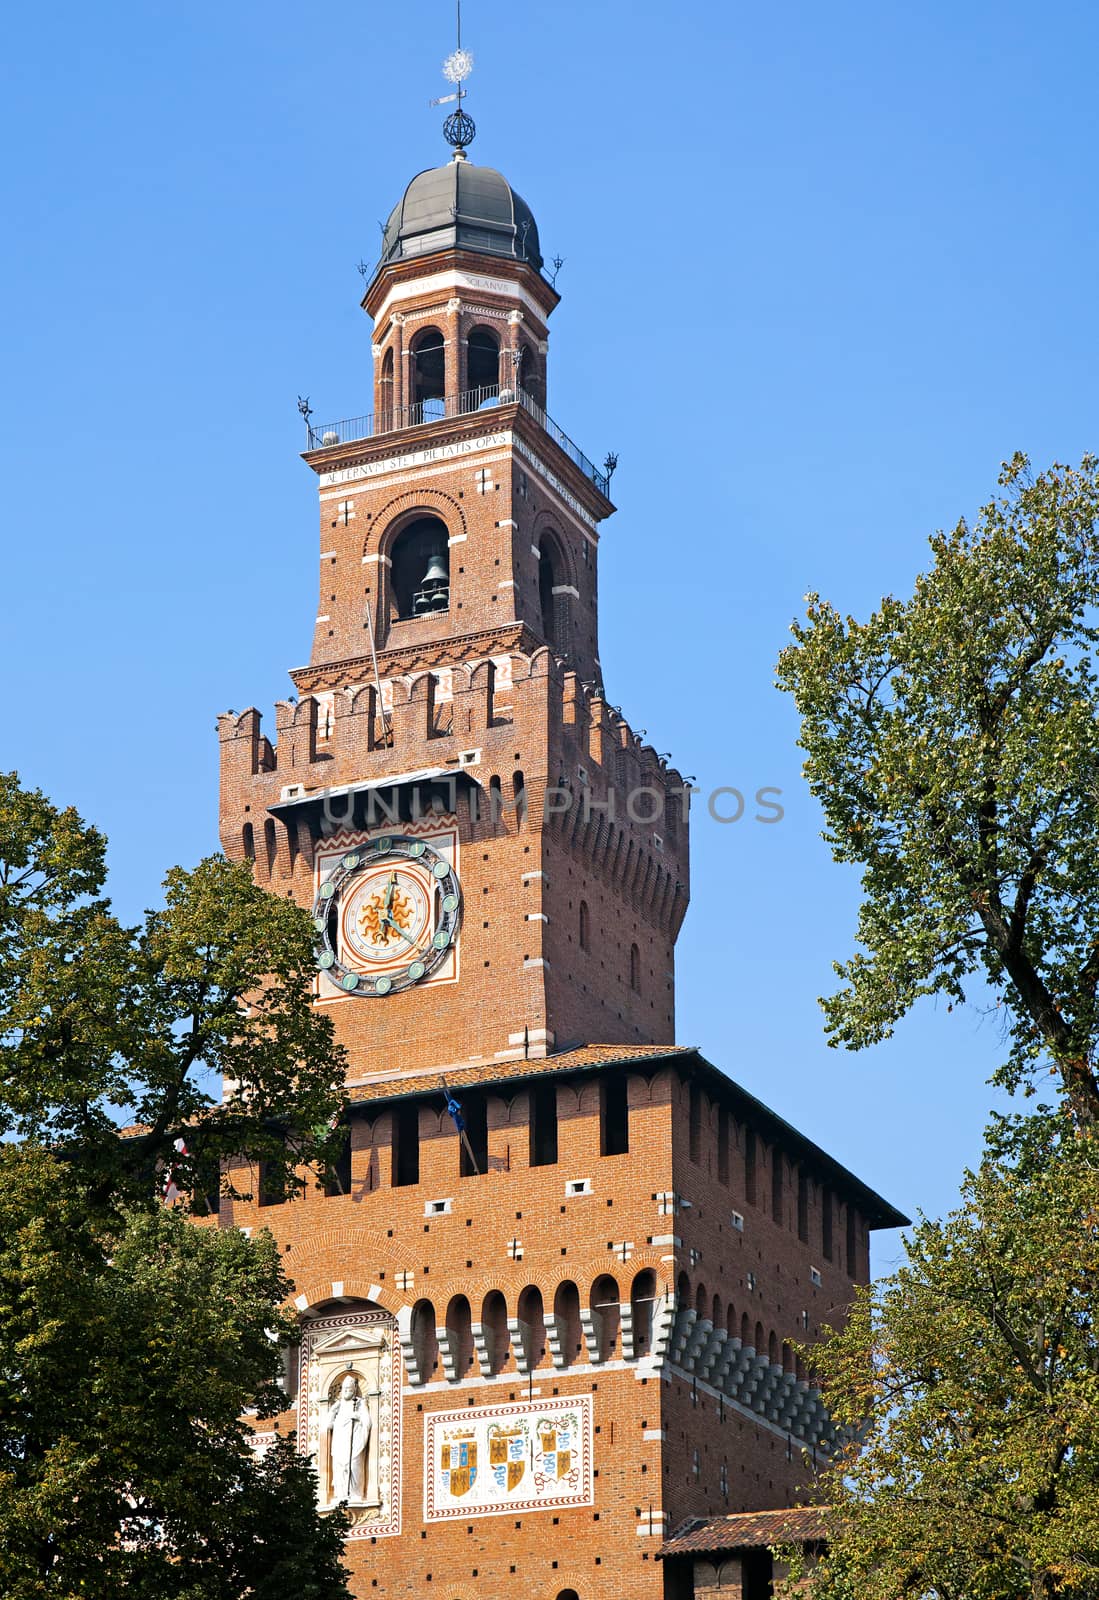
<box><xmin>410</xmin><ymin>326</ymin><xmax>446</xmax><ymax>419</ymax></box>
<box><xmin>553</xmin><ymin>1280</ymin><xmax>582</xmax><ymax>1367</ymax></box>
<box><xmin>695</xmin><ymin>1282</ymin><xmax>708</xmax><ymax>1319</ymax></box>
<box><xmin>741</xmin><ymin>1312</ymin><xmax>751</xmax><ymax>1348</ymax></box>
<box><xmin>242</xmin><ymin>822</ymin><xmax>255</xmax><ymax>861</ymax></box>
<box><xmin>755</xmin><ymin>1320</ymin><xmax>765</xmax><ymax>1355</ymax></box>
<box><xmin>677</xmin><ymin>1270</ymin><xmax>690</xmax><ymax>1307</ymax></box>
<box><xmin>579</xmin><ymin>899</ymin><xmax>590</xmax><ymax>951</ymax></box>
<box><xmin>631</xmin><ymin>1269</ymin><xmax>657</xmax><ymax>1358</ymax></box>
<box><xmin>513</xmin><ymin>769</ymin><xmax>527</xmax><ymax>826</ymax></box>
<box><xmin>390</xmin><ymin>516</ymin><xmax>450</xmax><ymax>621</ymax></box>
<box><xmin>537</xmin><ymin>535</ymin><xmax>570</xmax><ymax>655</ymax></box>
<box><xmin>712</xmin><ymin>1293</ymin><xmax>723</xmax><ymax>1328</ymax></box>
<box><xmin>726</xmin><ymin>1302</ymin><xmax>738</xmax><ymax>1340</ymax></box>
<box><xmin>768</xmin><ymin>1329</ymin><xmax>779</xmax><ymax>1366</ymax></box>
<box><xmin>629</xmin><ymin>943</ymin><xmax>641</xmax><ymax>993</ymax></box>
<box><xmin>379</xmin><ymin>346</ymin><xmax>394</xmax><ymax>429</ymax></box>
<box><xmin>556</xmin><ymin>1590</ymin><xmax>581</xmax><ymax>1600</ymax></box>
<box><xmin>591</xmin><ymin>1275</ymin><xmax>621</xmax><ymax>1361</ymax></box>
<box><xmin>517</xmin><ymin>1285</ymin><xmax>546</xmax><ymax>1369</ymax></box>
<box><xmin>445</xmin><ymin>1294</ymin><xmax>474</xmax><ymax>1381</ymax></box>
<box><xmin>481</xmin><ymin>1290</ymin><xmax>510</xmax><ymax>1374</ymax></box>
<box><xmin>264</xmin><ymin>818</ymin><xmax>277</xmax><ymax>874</ymax></box>
<box><xmin>411</xmin><ymin>1299</ymin><xmax>438</xmax><ymax>1381</ymax></box>
<box><xmin>782</xmin><ymin>1340</ymin><xmax>794</xmax><ymax>1375</ymax></box>
<box><xmin>520</xmin><ymin>342</ymin><xmax>546</xmax><ymax>410</ymax></box>
<box><xmin>466</xmin><ymin>326</ymin><xmax>500</xmax><ymax>396</ymax></box>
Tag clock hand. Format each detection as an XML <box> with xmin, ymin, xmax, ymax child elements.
<box><xmin>383</xmin><ymin>873</ymin><xmax>397</xmax><ymax>914</ymax></box>
<box><xmin>380</xmin><ymin>912</ymin><xmax>418</xmax><ymax>953</ymax></box>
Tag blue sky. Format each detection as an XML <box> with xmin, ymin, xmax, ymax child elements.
<box><xmin>2</xmin><ymin>0</ymin><xmax>1097</xmax><ymax>1269</ymax></box>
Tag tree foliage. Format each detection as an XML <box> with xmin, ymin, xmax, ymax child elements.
<box><xmin>781</xmin><ymin>1135</ymin><xmax>1099</xmax><ymax>1600</ymax></box>
<box><xmin>776</xmin><ymin>455</ymin><xmax>1099</xmax><ymax>1121</ymax></box>
<box><xmin>0</xmin><ymin>773</ymin><xmax>352</xmax><ymax>1594</ymax></box>
<box><xmin>0</xmin><ymin>770</ymin><xmax>348</xmax><ymax>1203</ymax></box>
<box><xmin>0</xmin><ymin>1146</ymin><xmax>350</xmax><ymax>1599</ymax></box>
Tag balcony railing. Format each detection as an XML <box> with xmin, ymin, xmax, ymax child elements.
<box><xmin>305</xmin><ymin>384</ymin><xmax>611</xmax><ymax>497</ymax></box>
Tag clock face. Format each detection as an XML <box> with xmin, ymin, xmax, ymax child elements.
<box><xmin>313</xmin><ymin>836</ymin><xmax>461</xmax><ymax>997</ymax></box>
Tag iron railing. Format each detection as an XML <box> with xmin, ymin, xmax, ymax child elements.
<box><xmin>306</xmin><ymin>384</ymin><xmax>610</xmax><ymax>497</ymax></box>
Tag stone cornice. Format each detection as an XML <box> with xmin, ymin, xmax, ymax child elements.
<box><xmin>289</xmin><ymin>622</ymin><xmax>542</xmax><ymax>692</ymax></box>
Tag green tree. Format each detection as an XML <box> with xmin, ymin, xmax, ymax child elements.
<box><xmin>0</xmin><ymin>770</ymin><xmax>347</xmax><ymax>1202</ymax></box>
<box><xmin>0</xmin><ymin>1146</ymin><xmax>350</xmax><ymax>1599</ymax></box>
<box><xmin>0</xmin><ymin>773</ymin><xmax>352</xmax><ymax>1595</ymax></box>
<box><xmin>780</xmin><ymin>1137</ymin><xmax>1099</xmax><ymax>1600</ymax></box>
<box><xmin>775</xmin><ymin>454</ymin><xmax>1099</xmax><ymax>1122</ymax></box>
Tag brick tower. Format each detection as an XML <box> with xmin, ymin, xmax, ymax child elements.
<box><xmin>217</xmin><ymin>111</ymin><xmax>905</xmax><ymax>1600</ymax></box>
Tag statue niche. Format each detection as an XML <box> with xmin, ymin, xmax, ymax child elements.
<box><xmin>300</xmin><ymin>1311</ymin><xmax>396</xmax><ymax>1532</ymax></box>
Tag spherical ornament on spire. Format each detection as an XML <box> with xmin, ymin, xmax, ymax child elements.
<box><xmin>444</xmin><ymin>107</ymin><xmax>477</xmax><ymax>153</ymax></box>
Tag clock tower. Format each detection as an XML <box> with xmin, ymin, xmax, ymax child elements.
<box><xmin>219</xmin><ymin>129</ymin><xmax>689</xmax><ymax>1081</ymax></box>
<box><xmin>215</xmin><ymin>101</ymin><xmax>904</xmax><ymax>1600</ymax></box>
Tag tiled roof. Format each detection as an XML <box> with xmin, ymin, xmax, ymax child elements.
<box><xmin>345</xmin><ymin>1043</ymin><xmax>909</xmax><ymax>1229</ymax></box>
<box><xmin>661</xmin><ymin>1506</ymin><xmax>833</xmax><ymax>1556</ymax></box>
<box><xmin>345</xmin><ymin>1043</ymin><xmax>691</xmax><ymax>1105</ymax></box>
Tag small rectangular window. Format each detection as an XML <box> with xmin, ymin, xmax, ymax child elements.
<box><xmin>460</xmin><ymin>1092</ymin><xmax>489</xmax><ymax>1177</ymax></box>
<box><xmin>600</xmin><ymin>1072</ymin><xmax>629</xmax><ymax>1157</ymax></box>
<box><xmin>530</xmin><ymin>1080</ymin><xmax>559</xmax><ymax>1167</ymax></box>
<box><xmin>393</xmin><ymin>1102</ymin><xmax>420</xmax><ymax>1188</ymax></box>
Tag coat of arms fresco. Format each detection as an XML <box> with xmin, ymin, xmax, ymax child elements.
<box><xmin>425</xmin><ymin>1396</ymin><xmax>592</xmax><ymax>1522</ymax></box>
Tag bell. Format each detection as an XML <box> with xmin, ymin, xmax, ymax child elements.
<box><xmin>413</xmin><ymin>548</ymin><xmax>450</xmax><ymax>615</ymax></box>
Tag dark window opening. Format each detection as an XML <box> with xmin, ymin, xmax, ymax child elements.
<box><xmin>513</xmin><ymin>769</ymin><xmax>527</xmax><ymax>826</ymax></box>
<box><xmin>797</xmin><ymin>1168</ymin><xmax>809</xmax><ymax>1242</ymax></box>
<box><xmin>391</xmin><ymin>516</ymin><xmax>450</xmax><ymax>620</ymax></box>
<box><xmin>579</xmin><ymin>899</ymin><xmax>590</xmax><ymax>951</ymax></box>
<box><xmin>264</xmin><ymin>817</ymin><xmax>277</xmax><ymax>873</ymax></box>
<box><xmin>530</xmin><ymin>1080</ymin><xmax>558</xmax><ymax>1167</ymax></box>
<box><xmin>600</xmin><ymin>1072</ymin><xmax>629</xmax><ymax>1157</ymax></box>
<box><xmin>822</xmin><ymin>1189</ymin><xmax>833</xmax><ymax>1260</ymax></box>
<box><xmin>717</xmin><ymin>1106</ymin><xmax>730</xmax><ymax>1185</ymax></box>
<box><xmin>411</xmin><ymin>326</ymin><xmax>446</xmax><ymax>418</ymax></box>
<box><xmin>459</xmin><ymin>1092</ymin><xmax>489</xmax><ymax>1177</ymax></box>
<box><xmin>688</xmin><ymin>1082</ymin><xmax>702</xmax><ymax>1165</ymax></box>
<box><xmin>629</xmin><ymin>942</ymin><xmax>641</xmax><ymax>994</ymax></box>
<box><xmin>772</xmin><ymin>1150</ymin><xmax>784</xmax><ymax>1226</ymax></box>
<box><xmin>745</xmin><ymin>1127</ymin><xmax>757</xmax><ymax>1205</ymax></box>
<box><xmin>467</xmin><ymin>327</ymin><xmax>500</xmax><ymax>394</ymax></box>
<box><xmin>242</xmin><ymin>822</ymin><xmax>255</xmax><ymax>861</ymax></box>
<box><xmin>521</xmin><ymin>342</ymin><xmax>546</xmax><ymax>410</ymax></box>
<box><xmin>258</xmin><ymin>1156</ymin><xmax>287</xmax><ymax>1208</ymax></box>
<box><xmin>631</xmin><ymin>1269</ymin><xmax>657</xmax><ymax>1358</ymax></box>
<box><xmin>393</xmin><ymin>1102</ymin><xmax>420</xmax><ymax>1188</ymax></box>
<box><xmin>537</xmin><ymin>535</ymin><xmax>569</xmax><ymax>655</ymax></box>
<box><xmin>325</xmin><ymin>1123</ymin><xmax>353</xmax><ymax>1197</ymax></box>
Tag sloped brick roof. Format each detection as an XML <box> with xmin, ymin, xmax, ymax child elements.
<box><xmin>345</xmin><ymin>1042</ymin><xmax>691</xmax><ymax>1105</ymax></box>
<box><xmin>661</xmin><ymin>1506</ymin><xmax>833</xmax><ymax>1556</ymax></box>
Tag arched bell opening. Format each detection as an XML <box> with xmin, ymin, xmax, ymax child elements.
<box><xmin>466</xmin><ymin>325</ymin><xmax>501</xmax><ymax>399</ymax></box>
<box><xmin>378</xmin><ymin>346</ymin><xmax>395</xmax><ymax>430</ymax></box>
<box><xmin>389</xmin><ymin>516</ymin><xmax>451</xmax><ymax>623</ymax></box>
<box><xmin>537</xmin><ymin>532</ymin><xmax>570</xmax><ymax>656</ymax></box>
<box><xmin>410</xmin><ymin>326</ymin><xmax>446</xmax><ymax>421</ymax></box>
<box><xmin>520</xmin><ymin>340</ymin><xmax>546</xmax><ymax>410</ymax></box>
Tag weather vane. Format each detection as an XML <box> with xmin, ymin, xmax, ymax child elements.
<box><xmin>430</xmin><ymin>0</ymin><xmax>476</xmax><ymax>155</ymax></box>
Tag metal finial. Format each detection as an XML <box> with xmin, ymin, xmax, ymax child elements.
<box><xmin>356</xmin><ymin>259</ymin><xmax>370</xmax><ymax>280</ymax></box>
<box><xmin>297</xmin><ymin>396</ymin><xmax>312</xmax><ymax>422</ymax></box>
<box><xmin>433</xmin><ymin>0</ymin><xmax>476</xmax><ymax>155</ymax></box>
<box><xmin>603</xmin><ymin>451</ymin><xmax>619</xmax><ymax>481</ymax></box>
<box><xmin>550</xmin><ymin>253</ymin><xmax>565</xmax><ymax>288</ymax></box>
